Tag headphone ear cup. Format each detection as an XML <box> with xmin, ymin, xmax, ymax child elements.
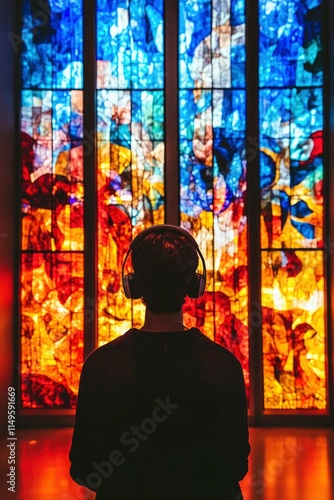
<box><xmin>197</xmin><ymin>273</ymin><xmax>206</xmax><ymax>298</ymax></box>
<box><xmin>187</xmin><ymin>273</ymin><xmax>205</xmax><ymax>299</ymax></box>
<box><xmin>122</xmin><ymin>273</ymin><xmax>143</xmax><ymax>299</ymax></box>
<box><xmin>122</xmin><ymin>273</ymin><xmax>132</xmax><ymax>299</ymax></box>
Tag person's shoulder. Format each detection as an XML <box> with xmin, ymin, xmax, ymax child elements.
<box><xmin>191</xmin><ymin>328</ymin><xmax>242</xmax><ymax>368</ymax></box>
<box><xmin>83</xmin><ymin>328</ymin><xmax>135</xmax><ymax>366</ymax></box>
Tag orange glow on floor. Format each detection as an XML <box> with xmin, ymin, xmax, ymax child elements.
<box><xmin>0</xmin><ymin>427</ymin><xmax>332</xmax><ymax>499</ymax></box>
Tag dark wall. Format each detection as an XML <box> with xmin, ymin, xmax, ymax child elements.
<box><xmin>0</xmin><ymin>0</ymin><xmax>17</xmax><ymax>436</ymax></box>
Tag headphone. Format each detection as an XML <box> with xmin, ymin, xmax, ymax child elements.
<box><xmin>122</xmin><ymin>224</ymin><xmax>206</xmax><ymax>299</ymax></box>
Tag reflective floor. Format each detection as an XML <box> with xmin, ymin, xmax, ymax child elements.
<box><xmin>0</xmin><ymin>427</ymin><xmax>333</xmax><ymax>499</ymax></box>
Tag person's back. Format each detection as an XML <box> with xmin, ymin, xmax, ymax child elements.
<box><xmin>69</xmin><ymin>225</ymin><xmax>250</xmax><ymax>499</ymax></box>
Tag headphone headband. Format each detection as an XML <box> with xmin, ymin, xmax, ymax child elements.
<box><xmin>122</xmin><ymin>224</ymin><xmax>206</xmax><ymax>299</ymax></box>
<box><xmin>129</xmin><ymin>224</ymin><xmax>201</xmax><ymax>251</ymax></box>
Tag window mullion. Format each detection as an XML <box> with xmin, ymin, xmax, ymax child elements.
<box><xmin>164</xmin><ymin>0</ymin><xmax>180</xmax><ymax>225</ymax></box>
<box><xmin>245</xmin><ymin>0</ymin><xmax>262</xmax><ymax>421</ymax></box>
<box><xmin>83</xmin><ymin>0</ymin><xmax>98</xmax><ymax>356</ymax></box>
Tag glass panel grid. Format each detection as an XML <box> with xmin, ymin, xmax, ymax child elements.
<box><xmin>259</xmin><ymin>0</ymin><xmax>326</xmax><ymax>409</ymax></box>
<box><xmin>96</xmin><ymin>1</ymin><xmax>165</xmax><ymax>345</ymax></box>
<box><xmin>20</xmin><ymin>1</ymin><xmax>84</xmax><ymax>408</ymax></box>
<box><xmin>179</xmin><ymin>0</ymin><xmax>249</xmax><ymax>394</ymax></box>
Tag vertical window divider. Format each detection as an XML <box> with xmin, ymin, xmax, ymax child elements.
<box><xmin>164</xmin><ymin>0</ymin><xmax>179</xmax><ymax>225</ymax></box>
<box><xmin>83</xmin><ymin>0</ymin><xmax>97</xmax><ymax>356</ymax></box>
<box><xmin>245</xmin><ymin>0</ymin><xmax>262</xmax><ymax>422</ymax></box>
<box><xmin>14</xmin><ymin>0</ymin><xmax>22</xmax><ymax>420</ymax></box>
<box><xmin>325</xmin><ymin>0</ymin><xmax>334</xmax><ymax>417</ymax></box>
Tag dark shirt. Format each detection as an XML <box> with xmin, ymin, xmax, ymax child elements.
<box><xmin>69</xmin><ymin>327</ymin><xmax>250</xmax><ymax>499</ymax></box>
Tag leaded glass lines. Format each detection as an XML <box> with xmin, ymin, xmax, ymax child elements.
<box><xmin>20</xmin><ymin>1</ymin><xmax>84</xmax><ymax>408</ymax></box>
<box><xmin>96</xmin><ymin>1</ymin><xmax>165</xmax><ymax>345</ymax></box>
<box><xmin>259</xmin><ymin>0</ymin><xmax>326</xmax><ymax>409</ymax></box>
<box><xmin>179</xmin><ymin>0</ymin><xmax>249</xmax><ymax>393</ymax></box>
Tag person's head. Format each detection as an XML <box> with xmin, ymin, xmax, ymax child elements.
<box><xmin>128</xmin><ymin>226</ymin><xmax>203</xmax><ymax>313</ymax></box>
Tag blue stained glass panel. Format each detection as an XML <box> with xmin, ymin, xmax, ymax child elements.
<box><xmin>21</xmin><ymin>0</ymin><xmax>83</xmax><ymax>89</ymax></box>
<box><xmin>96</xmin><ymin>0</ymin><xmax>164</xmax><ymax>89</ymax></box>
<box><xmin>259</xmin><ymin>87</ymin><xmax>323</xmax><ymax>249</ymax></box>
<box><xmin>259</xmin><ymin>0</ymin><xmax>323</xmax><ymax>88</ymax></box>
<box><xmin>179</xmin><ymin>0</ymin><xmax>245</xmax><ymax>89</ymax></box>
<box><xmin>21</xmin><ymin>90</ymin><xmax>84</xmax><ymax>179</ymax></box>
<box><xmin>179</xmin><ymin>89</ymin><xmax>246</xmax><ymax>217</ymax></box>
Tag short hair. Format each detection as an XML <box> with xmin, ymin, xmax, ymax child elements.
<box><xmin>131</xmin><ymin>229</ymin><xmax>199</xmax><ymax>313</ymax></box>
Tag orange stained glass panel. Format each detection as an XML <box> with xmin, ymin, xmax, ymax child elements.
<box><xmin>262</xmin><ymin>250</ymin><xmax>326</xmax><ymax>409</ymax></box>
<box><xmin>21</xmin><ymin>253</ymin><xmax>84</xmax><ymax>408</ymax></box>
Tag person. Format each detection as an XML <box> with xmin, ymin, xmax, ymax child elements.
<box><xmin>69</xmin><ymin>224</ymin><xmax>250</xmax><ymax>499</ymax></box>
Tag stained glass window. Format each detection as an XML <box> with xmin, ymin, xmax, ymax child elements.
<box><xmin>259</xmin><ymin>0</ymin><xmax>326</xmax><ymax>409</ymax></box>
<box><xmin>19</xmin><ymin>0</ymin><xmax>329</xmax><ymax>414</ymax></box>
<box><xmin>20</xmin><ymin>1</ymin><xmax>84</xmax><ymax>408</ymax></box>
<box><xmin>179</xmin><ymin>0</ymin><xmax>249</xmax><ymax>393</ymax></box>
<box><xmin>96</xmin><ymin>0</ymin><xmax>165</xmax><ymax>344</ymax></box>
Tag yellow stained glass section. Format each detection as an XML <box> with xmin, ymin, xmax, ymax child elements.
<box><xmin>262</xmin><ymin>250</ymin><xmax>326</xmax><ymax>409</ymax></box>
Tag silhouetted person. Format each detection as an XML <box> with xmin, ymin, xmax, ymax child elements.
<box><xmin>69</xmin><ymin>224</ymin><xmax>250</xmax><ymax>499</ymax></box>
